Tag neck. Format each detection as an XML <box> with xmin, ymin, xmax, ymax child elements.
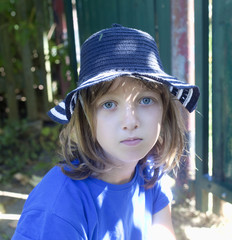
<box><xmin>99</xmin><ymin>162</ymin><xmax>138</xmax><ymax>185</ymax></box>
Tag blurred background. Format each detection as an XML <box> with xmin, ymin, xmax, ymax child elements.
<box><xmin>0</xmin><ymin>0</ymin><xmax>232</xmax><ymax>239</ymax></box>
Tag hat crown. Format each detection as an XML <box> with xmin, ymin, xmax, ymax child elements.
<box><xmin>47</xmin><ymin>24</ymin><xmax>200</xmax><ymax>124</ymax></box>
<box><xmin>78</xmin><ymin>25</ymin><xmax>165</xmax><ymax>86</ymax></box>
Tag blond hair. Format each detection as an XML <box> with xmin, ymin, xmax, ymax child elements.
<box><xmin>59</xmin><ymin>78</ymin><xmax>186</xmax><ymax>188</ymax></box>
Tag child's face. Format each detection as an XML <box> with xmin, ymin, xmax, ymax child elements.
<box><xmin>94</xmin><ymin>77</ymin><xmax>163</xmax><ymax>166</ymax></box>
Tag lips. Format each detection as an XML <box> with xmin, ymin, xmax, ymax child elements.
<box><xmin>120</xmin><ymin>137</ymin><xmax>142</xmax><ymax>146</ymax></box>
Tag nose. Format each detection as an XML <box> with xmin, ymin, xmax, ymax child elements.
<box><xmin>121</xmin><ymin>105</ymin><xmax>140</xmax><ymax>130</ymax></box>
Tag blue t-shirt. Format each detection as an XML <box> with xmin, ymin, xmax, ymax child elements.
<box><xmin>12</xmin><ymin>165</ymin><xmax>172</xmax><ymax>240</ymax></box>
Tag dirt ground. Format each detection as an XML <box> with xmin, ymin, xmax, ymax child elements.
<box><xmin>0</xmin><ymin>175</ymin><xmax>232</xmax><ymax>240</ymax></box>
<box><xmin>172</xmin><ymin>198</ymin><xmax>232</xmax><ymax>239</ymax></box>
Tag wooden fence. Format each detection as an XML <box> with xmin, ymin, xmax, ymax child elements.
<box><xmin>0</xmin><ymin>0</ymin><xmax>74</xmax><ymax>125</ymax></box>
<box><xmin>195</xmin><ymin>0</ymin><xmax>232</xmax><ymax>214</ymax></box>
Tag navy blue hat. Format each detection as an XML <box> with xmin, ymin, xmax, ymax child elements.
<box><xmin>48</xmin><ymin>24</ymin><xmax>200</xmax><ymax>124</ymax></box>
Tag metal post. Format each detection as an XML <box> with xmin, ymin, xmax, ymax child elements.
<box><xmin>195</xmin><ymin>0</ymin><xmax>209</xmax><ymax>212</ymax></box>
<box><xmin>171</xmin><ymin>0</ymin><xmax>196</xmax><ymax>200</ymax></box>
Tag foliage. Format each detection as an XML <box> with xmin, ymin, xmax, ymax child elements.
<box><xmin>0</xmin><ymin>120</ymin><xmax>62</xmax><ymax>182</ymax></box>
<box><xmin>0</xmin><ymin>0</ymin><xmax>73</xmax><ymax>80</ymax></box>
<box><xmin>0</xmin><ymin>0</ymin><xmax>75</xmax><ymax>111</ymax></box>
<box><xmin>0</xmin><ymin>0</ymin><xmax>36</xmax><ymax>63</ymax></box>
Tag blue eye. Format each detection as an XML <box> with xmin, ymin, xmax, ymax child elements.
<box><xmin>103</xmin><ymin>101</ymin><xmax>116</xmax><ymax>109</ymax></box>
<box><xmin>140</xmin><ymin>97</ymin><xmax>153</xmax><ymax>105</ymax></box>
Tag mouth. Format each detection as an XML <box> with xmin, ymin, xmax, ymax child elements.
<box><xmin>120</xmin><ymin>138</ymin><xmax>142</xmax><ymax>146</ymax></box>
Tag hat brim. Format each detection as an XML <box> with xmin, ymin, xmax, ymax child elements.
<box><xmin>48</xmin><ymin>71</ymin><xmax>200</xmax><ymax>124</ymax></box>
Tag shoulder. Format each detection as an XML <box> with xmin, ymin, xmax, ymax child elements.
<box><xmin>23</xmin><ymin>166</ymin><xmax>95</xmax><ymax>214</ymax></box>
<box><xmin>24</xmin><ymin>166</ymin><xmax>72</xmax><ymax>210</ymax></box>
<box><xmin>146</xmin><ymin>174</ymin><xmax>173</xmax><ymax>215</ymax></box>
<box><xmin>16</xmin><ymin>166</ymin><xmax>93</xmax><ymax>238</ymax></box>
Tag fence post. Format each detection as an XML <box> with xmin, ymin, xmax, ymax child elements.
<box><xmin>1</xmin><ymin>27</ymin><xmax>19</xmax><ymax>121</ymax></box>
<box><xmin>63</xmin><ymin>0</ymin><xmax>78</xmax><ymax>83</ymax></box>
<box><xmin>170</xmin><ymin>0</ymin><xmax>196</xmax><ymax>201</ymax></box>
<box><xmin>155</xmin><ymin>0</ymin><xmax>171</xmax><ymax>74</ymax></box>
<box><xmin>16</xmin><ymin>0</ymin><xmax>37</xmax><ymax>121</ymax></box>
<box><xmin>212</xmin><ymin>0</ymin><xmax>232</xmax><ymax>214</ymax></box>
<box><xmin>195</xmin><ymin>0</ymin><xmax>209</xmax><ymax>212</ymax></box>
<box><xmin>34</xmin><ymin>0</ymin><xmax>53</xmax><ymax>114</ymax></box>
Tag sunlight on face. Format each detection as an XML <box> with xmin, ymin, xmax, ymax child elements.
<box><xmin>95</xmin><ymin>77</ymin><xmax>163</xmax><ymax>166</ymax></box>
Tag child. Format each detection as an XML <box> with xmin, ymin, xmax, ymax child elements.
<box><xmin>12</xmin><ymin>24</ymin><xmax>199</xmax><ymax>239</ymax></box>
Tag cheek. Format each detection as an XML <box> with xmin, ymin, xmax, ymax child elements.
<box><xmin>147</xmin><ymin>108</ymin><xmax>163</xmax><ymax>138</ymax></box>
<box><xmin>96</xmin><ymin>121</ymin><xmax>104</xmax><ymax>140</ymax></box>
<box><xmin>95</xmin><ymin>117</ymin><xmax>102</xmax><ymax>142</ymax></box>
<box><xmin>146</xmin><ymin>106</ymin><xmax>163</xmax><ymax>124</ymax></box>
<box><xmin>95</xmin><ymin>115</ymin><xmax>112</xmax><ymax>145</ymax></box>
